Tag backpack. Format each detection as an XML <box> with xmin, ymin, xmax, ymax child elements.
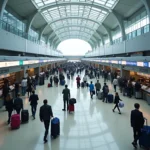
<box><xmin>104</xmin><ymin>86</ymin><xmax>109</xmax><ymax>93</ymax></box>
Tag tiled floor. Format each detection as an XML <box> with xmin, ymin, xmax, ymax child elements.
<box><xmin>0</xmin><ymin>72</ymin><xmax>150</xmax><ymax>150</ymax></box>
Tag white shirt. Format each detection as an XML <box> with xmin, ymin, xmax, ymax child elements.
<box><xmin>21</xmin><ymin>79</ymin><xmax>27</xmax><ymax>87</ymax></box>
<box><xmin>83</xmin><ymin>76</ymin><xmax>87</xmax><ymax>82</ymax></box>
<box><xmin>113</xmin><ymin>79</ymin><xmax>118</xmax><ymax>85</ymax></box>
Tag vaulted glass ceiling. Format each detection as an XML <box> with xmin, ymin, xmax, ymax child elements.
<box><xmin>32</xmin><ymin>0</ymin><xmax>119</xmax><ymax>46</ymax></box>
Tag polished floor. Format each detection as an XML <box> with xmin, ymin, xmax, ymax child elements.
<box><xmin>0</xmin><ymin>72</ymin><xmax>150</xmax><ymax>150</ymax></box>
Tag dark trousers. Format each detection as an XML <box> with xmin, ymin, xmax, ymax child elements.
<box><xmin>77</xmin><ymin>82</ymin><xmax>80</xmax><ymax>88</ymax></box>
<box><xmin>113</xmin><ymin>104</ymin><xmax>120</xmax><ymax>112</ymax></box>
<box><xmin>63</xmin><ymin>99</ymin><xmax>69</xmax><ymax>110</ymax></box>
<box><xmin>44</xmin><ymin>120</ymin><xmax>50</xmax><ymax>141</ymax></box>
<box><xmin>103</xmin><ymin>94</ymin><xmax>108</xmax><ymax>103</ymax></box>
<box><xmin>50</xmin><ymin>81</ymin><xmax>53</xmax><ymax>87</ymax></box>
<box><xmin>16</xmin><ymin>108</ymin><xmax>21</xmax><ymax>114</ymax></box>
<box><xmin>133</xmin><ymin>128</ymin><xmax>141</xmax><ymax>144</ymax></box>
<box><xmin>114</xmin><ymin>85</ymin><xmax>117</xmax><ymax>92</ymax></box>
<box><xmin>8</xmin><ymin>110</ymin><xmax>13</xmax><ymax>122</ymax></box>
<box><xmin>31</xmin><ymin>104</ymin><xmax>37</xmax><ymax>117</ymax></box>
<box><xmin>15</xmin><ymin>89</ymin><xmax>19</xmax><ymax>98</ymax></box>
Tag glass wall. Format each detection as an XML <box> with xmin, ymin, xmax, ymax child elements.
<box><xmin>125</xmin><ymin>10</ymin><xmax>150</xmax><ymax>40</ymax></box>
<box><xmin>112</xmin><ymin>27</ymin><xmax>122</xmax><ymax>44</ymax></box>
<box><xmin>104</xmin><ymin>36</ymin><xmax>110</xmax><ymax>45</ymax></box>
<box><xmin>1</xmin><ymin>10</ymin><xmax>39</xmax><ymax>43</ymax></box>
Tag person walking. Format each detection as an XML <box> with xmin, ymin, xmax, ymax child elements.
<box><xmin>29</xmin><ymin>91</ymin><xmax>39</xmax><ymax>119</ymax></box>
<box><xmin>83</xmin><ymin>75</ymin><xmax>87</xmax><ymax>86</ymax></box>
<box><xmin>102</xmin><ymin>83</ymin><xmax>109</xmax><ymax>103</ymax></box>
<box><xmin>27</xmin><ymin>82</ymin><xmax>33</xmax><ymax>97</ymax></box>
<box><xmin>76</xmin><ymin>75</ymin><xmax>81</xmax><ymax>88</ymax></box>
<box><xmin>130</xmin><ymin>103</ymin><xmax>145</xmax><ymax>148</ymax></box>
<box><xmin>5</xmin><ymin>93</ymin><xmax>14</xmax><ymax>124</ymax></box>
<box><xmin>13</xmin><ymin>93</ymin><xmax>23</xmax><ymax>114</ymax></box>
<box><xmin>113</xmin><ymin>78</ymin><xmax>118</xmax><ymax>92</ymax></box>
<box><xmin>50</xmin><ymin>76</ymin><xmax>53</xmax><ymax>87</ymax></box>
<box><xmin>40</xmin><ymin>99</ymin><xmax>53</xmax><ymax>143</ymax></box>
<box><xmin>95</xmin><ymin>80</ymin><xmax>101</xmax><ymax>96</ymax></box>
<box><xmin>62</xmin><ymin>85</ymin><xmax>70</xmax><ymax>111</ymax></box>
<box><xmin>89</xmin><ymin>81</ymin><xmax>95</xmax><ymax>99</ymax></box>
<box><xmin>112</xmin><ymin>92</ymin><xmax>122</xmax><ymax>114</ymax></box>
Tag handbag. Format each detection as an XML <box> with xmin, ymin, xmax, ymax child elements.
<box><xmin>92</xmin><ymin>90</ymin><xmax>95</xmax><ymax>95</ymax></box>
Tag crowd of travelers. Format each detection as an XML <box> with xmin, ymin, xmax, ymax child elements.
<box><xmin>0</xmin><ymin>62</ymin><xmax>147</xmax><ymax>148</ymax></box>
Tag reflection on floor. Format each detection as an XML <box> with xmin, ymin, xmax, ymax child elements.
<box><xmin>0</xmin><ymin>72</ymin><xmax>150</xmax><ymax>150</ymax></box>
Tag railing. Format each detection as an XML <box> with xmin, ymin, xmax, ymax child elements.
<box><xmin>0</xmin><ymin>20</ymin><xmax>63</xmax><ymax>57</ymax></box>
<box><xmin>0</xmin><ymin>19</ymin><xmax>39</xmax><ymax>43</ymax></box>
<box><xmin>85</xmin><ymin>24</ymin><xmax>150</xmax><ymax>57</ymax></box>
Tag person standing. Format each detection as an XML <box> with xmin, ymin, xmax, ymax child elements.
<box><xmin>95</xmin><ymin>80</ymin><xmax>101</xmax><ymax>96</ymax></box>
<box><xmin>89</xmin><ymin>81</ymin><xmax>94</xmax><ymax>99</ymax></box>
<box><xmin>102</xmin><ymin>83</ymin><xmax>109</xmax><ymax>103</ymax></box>
<box><xmin>130</xmin><ymin>103</ymin><xmax>145</xmax><ymax>148</ymax></box>
<box><xmin>76</xmin><ymin>75</ymin><xmax>81</xmax><ymax>88</ymax></box>
<box><xmin>29</xmin><ymin>91</ymin><xmax>39</xmax><ymax>119</ymax></box>
<box><xmin>5</xmin><ymin>94</ymin><xmax>14</xmax><ymax>124</ymax></box>
<box><xmin>21</xmin><ymin>78</ymin><xmax>27</xmax><ymax>96</ymax></box>
<box><xmin>62</xmin><ymin>85</ymin><xmax>70</xmax><ymax>111</ymax></box>
<box><xmin>13</xmin><ymin>93</ymin><xmax>23</xmax><ymax>114</ymax></box>
<box><xmin>40</xmin><ymin>99</ymin><xmax>53</xmax><ymax>143</ymax></box>
<box><xmin>113</xmin><ymin>78</ymin><xmax>118</xmax><ymax>92</ymax></box>
<box><xmin>15</xmin><ymin>81</ymin><xmax>19</xmax><ymax>98</ymax></box>
<box><xmin>112</xmin><ymin>92</ymin><xmax>121</xmax><ymax>114</ymax></box>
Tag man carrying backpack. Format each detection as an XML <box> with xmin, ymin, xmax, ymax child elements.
<box><xmin>102</xmin><ymin>83</ymin><xmax>109</xmax><ymax>103</ymax></box>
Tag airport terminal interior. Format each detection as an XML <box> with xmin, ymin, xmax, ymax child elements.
<box><xmin>0</xmin><ymin>0</ymin><xmax>150</xmax><ymax>150</ymax></box>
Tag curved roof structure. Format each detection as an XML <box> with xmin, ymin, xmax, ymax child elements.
<box><xmin>3</xmin><ymin>0</ymin><xmax>148</xmax><ymax>49</ymax></box>
<box><xmin>31</xmin><ymin>0</ymin><xmax>119</xmax><ymax>47</ymax></box>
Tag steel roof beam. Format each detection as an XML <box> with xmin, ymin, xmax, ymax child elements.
<box><xmin>40</xmin><ymin>2</ymin><xmax>110</xmax><ymax>13</ymax></box>
<box><xmin>25</xmin><ymin>10</ymin><xmax>38</xmax><ymax>35</ymax></box>
<box><xmin>30</xmin><ymin>2</ymin><xmax>126</xmax><ymax>44</ymax></box>
<box><xmin>38</xmin><ymin>23</ymin><xmax>48</xmax><ymax>41</ymax></box>
<box><xmin>39</xmin><ymin>17</ymin><xmax>99</xmax><ymax>38</ymax></box>
<box><xmin>56</xmin><ymin>30</ymin><xmax>93</xmax><ymax>37</ymax></box>
<box><xmin>50</xmin><ymin>36</ymin><xmax>58</xmax><ymax>47</ymax></box>
<box><xmin>112</xmin><ymin>10</ymin><xmax>126</xmax><ymax>41</ymax></box>
<box><xmin>96</xmin><ymin>31</ymin><xmax>104</xmax><ymax>46</ymax></box>
<box><xmin>54</xmin><ymin>25</ymin><xmax>95</xmax><ymax>32</ymax></box>
<box><xmin>0</xmin><ymin>0</ymin><xmax>8</xmax><ymax>20</ymax></box>
<box><xmin>102</xmin><ymin>23</ymin><xmax>113</xmax><ymax>45</ymax></box>
<box><xmin>141</xmin><ymin>0</ymin><xmax>150</xmax><ymax>21</ymax></box>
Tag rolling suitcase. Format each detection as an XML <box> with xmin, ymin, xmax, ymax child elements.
<box><xmin>81</xmin><ymin>82</ymin><xmax>84</xmax><ymax>88</ymax></box>
<box><xmin>98</xmin><ymin>92</ymin><xmax>103</xmax><ymax>100</ymax></box>
<box><xmin>47</xmin><ymin>83</ymin><xmax>51</xmax><ymax>88</ymax></box>
<box><xmin>21</xmin><ymin>110</ymin><xmax>29</xmax><ymax>123</ymax></box>
<box><xmin>51</xmin><ymin>117</ymin><xmax>60</xmax><ymax>138</ymax></box>
<box><xmin>11</xmin><ymin>114</ymin><xmax>21</xmax><ymax>129</ymax></box>
<box><xmin>107</xmin><ymin>94</ymin><xmax>114</xmax><ymax>103</ymax></box>
<box><xmin>60</xmin><ymin>80</ymin><xmax>65</xmax><ymax>86</ymax></box>
<box><xmin>68</xmin><ymin>104</ymin><xmax>74</xmax><ymax>113</ymax></box>
<box><xmin>139</xmin><ymin>119</ymin><xmax>150</xmax><ymax>149</ymax></box>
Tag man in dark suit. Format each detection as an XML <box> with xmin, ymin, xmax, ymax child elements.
<box><xmin>29</xmin><ymin>91</ymin><xmax>39</xmax><ymax>119</ymax></box>
<box><xmin>130</xmin><ymin>103</ymin><xmax>145</xmax><ymax>148</ymax></box>
<box><xmin>40</xmin><ymin>99</ymin><xmax>53</xmax><ymax>143</ymax></box>
<box><xmin>62</xmin><ymin>85</ymin><xmax>70</xmax><ymax>111</ymax></box>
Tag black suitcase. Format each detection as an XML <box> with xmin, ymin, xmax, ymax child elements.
<box><xmin>21</xmin><ymin>110</ymin><xmax>29</xmax><ymax>123</ymax></box>
<box><xmin>81</xmin><ymin>82</ymin><xmax>84</xmax><ymax>88</ymax></box>
<box><xmin>51</xmin><ymin>117</ymin><xmax>60</xmax><ymax>138</ymax></box>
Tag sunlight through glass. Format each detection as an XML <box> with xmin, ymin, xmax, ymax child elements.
<box><xmin>57</xmin><ymin>39</ymin><xmax>92</xmax><ymax>56</ymax></box>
